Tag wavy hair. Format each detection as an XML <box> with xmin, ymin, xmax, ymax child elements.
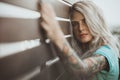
<box><xmin>69</xmin><ymin>1</ymin><xmax>120</xmax><ymax>58</ymax></box>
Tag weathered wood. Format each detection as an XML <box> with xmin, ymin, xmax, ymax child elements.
<box><xmin>0</xmin><ymin>0</ymin><xmax>39</xmax><ymax>11</ymax></box>
<box><xmin>0</xmin><ymin>18</ymin><xmax>41</xmax><ymax>42</ymax></box>
<box><xmin>0</xmin><ymin>0</ymin><xmax>71</xmax><ymax>80</ymax></box>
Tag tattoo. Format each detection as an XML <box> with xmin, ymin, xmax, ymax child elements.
<box><xmin>62</xmin><ymin>42</ymin><xmax>108</xmax><ymax>75</ymax></box>
<box><xmin>83</xmin><ymin>54</ymin><xmax>108</xmax><ymax>74</ymax></box>
<box><xmin>62</xmin><ymin>42</ymin><xmax>87</xmax><ymax>69</ymax></box>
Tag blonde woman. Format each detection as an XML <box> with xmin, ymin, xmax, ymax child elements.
<box><xmin>40</xmin><ymin>1</ymin><xmax>119</xmax><ymax>80</ymax></box>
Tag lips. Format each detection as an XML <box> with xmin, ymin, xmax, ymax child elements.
<box><xmin>79</xmin><ymin>33</ymin><xmax>88</xmax><ymax>37</ymax></box>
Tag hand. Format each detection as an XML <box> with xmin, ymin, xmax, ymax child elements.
<box><xmin>40</xmin><ymin>3</ymin><xmax>64</xmax><ymax>42</ymax></box>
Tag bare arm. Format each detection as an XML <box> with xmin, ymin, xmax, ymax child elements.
<box><xmin>40</xmin><ymin>4</ymin><xmax>108</xmax><ymax>75</ymax></box>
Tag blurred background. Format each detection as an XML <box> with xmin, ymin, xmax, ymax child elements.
<box><xmin>93</xmin><ymin>0</ymin><xmax>120</xmax><ymax>41</ymax></box>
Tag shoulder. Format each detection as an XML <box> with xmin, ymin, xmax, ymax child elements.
<box><xmin>94</xmin><ymin>45</ymin><xmax>118</xmax><ymax>64</ymax></box>
<box><xmin>94</xmin><ymin>45</ymin><xmax>119</xmax><ymax>79</ymax></box>
<box><xmin>95</xmin><ymin>45</ymin><xmax>116</xmax><ymax>57</ymax></box>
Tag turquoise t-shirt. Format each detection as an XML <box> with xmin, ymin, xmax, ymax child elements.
<box><xmin>93</xmin><ymin>45</ymin><xmax>119</xmax><ymax>80</ymax></box>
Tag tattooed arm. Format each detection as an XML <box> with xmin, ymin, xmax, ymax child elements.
<box><xmin>40</xmin><ymin>4</ymin><xmax>109</xmax><ymax>76</ymax></box>
<box><xmin>61</xmin><ymin>41</ymin><xmax>109</xmax><ymax>75</ymax></box>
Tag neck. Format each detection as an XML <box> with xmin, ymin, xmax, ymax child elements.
<box><xmin>80</xmin><ymin>42</ymin><xmax>90</xmax><ymax>53</ymax></box>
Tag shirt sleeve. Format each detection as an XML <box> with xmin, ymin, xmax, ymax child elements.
<box><xmin>94</xmin><ymin>45</ymin><xmax>119</xmax><ymax>80</ymax></box>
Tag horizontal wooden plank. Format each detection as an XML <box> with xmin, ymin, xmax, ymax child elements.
<box><xmin>0</xmin><ymin>0</ymin><xmax>40</xmax><ymax>11</ymax></box>
<box><xmin>0</xmin><ymin>18</ymin><xmax>70</xmax><ymax>42</ymax></box>
<box><xmin>59</xmin><ymin>21</ymin><xmax>70</xmax><ymax>35</ymax></box>
<box><xmin>0</xmin><ymin>43</ymin><xmax>55</xmax><ymax>79</ymax></box>
<box><xmin>0</xmin><ymin>18</ymin><xmax>41</xmax><ymax>42</ymax></box>
<box><xmin>0</xmin><ymin>39</ymin><xmax>41</xmax><ymax>58</ymax></box>
<box><xmin>41</xmin><ymin>0</ymin><xmax>70</xmax><ymax>18</ymax></box>
<box><xmin>0</xmin><ymin>0</ymin><xmax>70</xmax><ymax>18</ymax></box>
<box><xmin>0</xmin><ymin>2</ymin><xmax>40</xmax><ymax>19</ymax></box>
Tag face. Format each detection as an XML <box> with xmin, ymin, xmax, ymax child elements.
<box><xmin>71</xmin><ymin>11</ymin><xmax>93</xmax><ymax>43</ymax></box>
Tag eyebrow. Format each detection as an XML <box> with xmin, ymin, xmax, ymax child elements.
<box><xmin>71</xmin><ymin>19</ymin><xmax>85</xmax><ymax>22</ymax></box>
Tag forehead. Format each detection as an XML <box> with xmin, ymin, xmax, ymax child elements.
<box><xmin>71</xmin><ymin>10</ymin><xmax>85</xmax><ymax>21</ymax></box>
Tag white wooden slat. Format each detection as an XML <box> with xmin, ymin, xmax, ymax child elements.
<box><xmin>55</xmin><ymin>17</ymin><xmax>70</xmax><ymax>22</ymax></box>
<box><xmin>62</xmin><ymin>0</ymin><xmax>79</xmax><ymax>4</ymax></box>
<box><xmin>0</xmin><ymin>2</ymin><xmax>40</xmax><ymax>19</ymax></box>
<box><xmin>45</xmin><ymin>34</ymin><xmax>71</xmax><ymax>43</ymax></box>
<box><xmin>0</xmin><ymin>39</ymin><xmax>41</xmax><ymax>58</ymax></box>
<box><xmin>1</xmin><ymin>0</ymin><xmax>39</xmax><ymax>11</ymax></box>
<box><xmin>58</xmin><ymin>0</ymin><xmax>72</xmax><ymax>6</ymax></box>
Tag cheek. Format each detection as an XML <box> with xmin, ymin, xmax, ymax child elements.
<box><xmin>79</xmin><ymin>35</ymin><xmax>93</xmax><ymax>43</ymax></box>
<box><xmin>85</xmin><ymin>28</ymin><xmax>93</xmax><ymax>40</ymax></box>
<box><xmin>87</xmin><ymin>34</ymin><xmax>93</xmax><ymax>41</ymax></box>
<box><xmin>73</xmin><ymin>29</ymin><xmax>79</xmax><ymax>37</ymax></box>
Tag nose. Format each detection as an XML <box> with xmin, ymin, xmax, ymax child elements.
<box><xmin>79</xmin><ymin>21</ymin><xmax>84</xmax><ymax>32</ymax></box>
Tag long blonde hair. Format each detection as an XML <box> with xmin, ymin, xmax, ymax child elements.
<box><xmin>69</xmin><ymin>1</ymin><xmax>120</xmax><ymax>58</ymax></box>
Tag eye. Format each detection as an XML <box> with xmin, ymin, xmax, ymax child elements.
<box><xmin>71</xmin><ymin>21</ymin><xmax>79</xmax><ymax>27</ymax></box>
<box><xmin>82</xmin><ymin>19</ymin><xmax>86</xmax><ymax>24</ymax></box>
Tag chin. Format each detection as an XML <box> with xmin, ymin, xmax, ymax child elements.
<box><xmin>81</xmin><ymin>41</ymin><xmax>89</xmax><ymax>43</ymax></box>
<box><xmin>79</xmin><ymin>39</ymin><xmax>91</xmax><ymax>43</ymax></box>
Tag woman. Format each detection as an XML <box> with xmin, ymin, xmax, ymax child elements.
<box><xmin>40</xmin><ymin>1</ymin><xmax>119</xmax><ymax>80</ymax></box>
